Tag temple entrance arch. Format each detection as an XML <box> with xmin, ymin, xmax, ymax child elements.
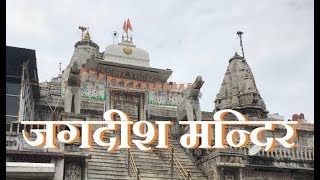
<box><xmin>109</xmin><ymin>89</ymin><xmax>145</xmax><ymax>121</ymax></box>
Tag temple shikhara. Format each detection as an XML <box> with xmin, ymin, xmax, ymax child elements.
<box><xmin>6</xmin><ymin>20</ymin><xmax>314</xmax><ymax>180</ymax></box>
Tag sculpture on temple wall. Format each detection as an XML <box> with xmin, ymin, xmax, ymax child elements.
<box><xmin>224</xmin><ymin>173</ymin><xmax>235</xmax><ymax>180</ymax></box>
<box><xmin>177</xmin><ymin>75</ymin><xmax>204</xmax><ymax>121</ymax></box>
<box><xmin>64</xmin><ymin>62</ymin><xmax>81</xmax><ymax>114</ymax></box>
<box><xmin>64</xmin><ymin>162</ymin><xmax>82</xmax><ymax>180</ymax></box>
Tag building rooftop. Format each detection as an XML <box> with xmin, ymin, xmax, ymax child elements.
<box><xmin>6</xmin><ymin>46</ymin><xmax>40</xmax><ymax>99</ymax></box>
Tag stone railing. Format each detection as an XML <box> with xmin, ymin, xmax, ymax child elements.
<box><xmin>149</xmin><ymin>105</ymin><xmax>177</xmax><ymax>117</ymax></box>
<box><xmin>38</xmin><ymin>95</ymin><xmax>105</xmax><ymax>112</ymax></box>
<box><xmin>38</xmin><ymin>96</ymin><xmax>64</xmax><ymax>107</ymax></box>
<box><xmin>243</xmin><ymin>145</ymin><xmax>314</xmax><ymax>161</ymax></box>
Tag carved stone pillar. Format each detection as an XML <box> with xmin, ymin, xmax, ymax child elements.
<box><xmin>139</xmin><ymin>93</ymin><xmax>144</xmax><ymax>120</ymax></box>
<box><xmin>64</xmin><ymin>87</ymin><xmax>72</xmax><ymax>113</ymax></box>
<box><xmin>270</xmin><ymin>149</ymin><xmax>274</xmax><ymax>157</ymax></box>
<box><xmin>84</xmin><ymin>158</ymin><xmax>88</xmax><ymax>180</ymax></box>
<box><xmin>212</xmin><ymin>166</ymin><xmax>218</xmax><ymax>180</ymax></box>
<box><xmin>219</xmin><ymin>167</ymin><xmax>224</xmax><ymax>180</ymax></box>
<box><xmin>73</xmin><ymin>88</ymin><xmax>81</xmax><ymax>113</ymax></box>
<box><xmin>284</xmin><ymin>148</ymin><xmax>287</xmax><ymax>158</ymax></box>
<box><xmin>110</xmin><ymin>90</ymin><xmax>114</xmax><ymax>109</ymax></box>
<box><xmin>53</xmin><ymin>158</ymin><xmax>64</xmax><ymax>180</ymax></box>
<box><xmin>308</xmin><ymin>147</ymin><xmax>312</xmax><ymax>160</ymax></box>
<box><xmin>64</xmin><ymin>61</ymin><xmax>81</xmax><ymax>114</ymax></box>
<box><xmin>105</xmin><ymin>87</ymin><xmax>110</xmax><ymax>111</ymax></box>
<box><xmin>64</xmin><ymin>87</ymin><xmax>81</xmax><ymax>114</ymax></box>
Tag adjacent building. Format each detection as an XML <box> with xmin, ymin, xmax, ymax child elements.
<box><xmin>6</xmin><ymin>46</ymin><xmax>64</xmax><ymax>180</ymax></box>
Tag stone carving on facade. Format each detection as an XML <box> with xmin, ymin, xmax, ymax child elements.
<box><xmin>227</xmin><ymin>156</ymin><xmax>236</xmax><ymax>163</ymax></box>
<box><xmin>64</xmin><ymin>162</ymin><xmax>82</xmax><ymax>180</ymax></box>
<box><xmin>127</xmin><ymin>81</ymin><xmax>134</xmax><ymax>88</ymax></box>
<box><xmin>111</xmin><ymin>90</ymin><xmax>142</xmax><ymax>118</ymax></box>
<box><xmin>111</xmin><ymin>71</ymin><xmax>144</xmax><ymax>82</ymax></box>
<box><xmin>177</xmin><ymin>75</ymin><xmax>204</xmax><ymax>121</ymax></box>
<box><xmin>6</xmin><ymin>139</ymin><xmax>17</xmax><ymax>148</ymax></box>
<box><xmin>224</xmin><ymin>173</ymin><xmax>235</xmax><ymax>180</ymax></box>
<box><xmin>64</xmin><ymin>62</ymin><xmax>81</xmax><ymax>114</ymax></box>
<box><xmin>65</xmin><ymin>144</ymin><xmax>81</xmax><ymax>152</ymax></box>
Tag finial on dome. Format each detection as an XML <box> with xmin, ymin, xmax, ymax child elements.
<box><xmin>229</xmin><ymin>51</ymin><xmax>243</xmax><ymax>63</ymax></box>
<box><xmin>78</xmin><ymin>25</ymin><xmax>90</xmax><ymax>40</ymax></box>
<box><xmin>83</xmin><ymin>31</ymin><xmax>91</xmax><ymax>41</ymax></box>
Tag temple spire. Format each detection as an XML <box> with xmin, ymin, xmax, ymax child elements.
<box><xmin>214</xmin><ymin>51</ymin><xmax>268</xmax><ymax>118</ymax></box>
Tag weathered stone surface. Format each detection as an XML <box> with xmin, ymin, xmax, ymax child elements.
<box><xmin>177</xmin><ymin>75</ymin><xmax>204</xmax><ymax>121</ymax></box>
<box><xmin>214</xmin><ymin>52</ymin><xmax>268</xmax><ymax>118</ymax></box>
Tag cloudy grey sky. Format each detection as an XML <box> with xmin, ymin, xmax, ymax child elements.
<box><xmin>6</xmin><ymin>0</ymin><xmax>313</xmax><ymax>122</ymax></box>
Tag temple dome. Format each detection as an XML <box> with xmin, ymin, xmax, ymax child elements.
<box><xmin>74</xmin><ymin>31</ymin><xmax>99</xmax><ymax>50</ymax></box>
<box><xmin>104</xmin><ymin>38</ymin><xmax>150</xmax><ymax>67</ymax></box>
<box><xmin>214</xmin><ymin>52</ymin><xmax>268</xmax><ymax>118</ymax></box>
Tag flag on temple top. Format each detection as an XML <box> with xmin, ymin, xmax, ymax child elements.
<box><xmin>89</xmin><ymin>70</ymin><xmax>96</xmax><ymax>76</ymax></box>
<box><xmin>80</xmin><ymin>66</ymin><xmax>87</xmax><ymax>74</ymax></box>
<box><xmin>163</xmin><ymin>82</ymin><xmax>170</xmax><ymax>91</ymax></box>
<box><xmin>187</xmin><ymin>83</ymin><xmax>192</xmax><ymax>88</ymax></box>
<box><xmin>172</xmin><ymin>83</ymin><xmax>178</xmax><ymax>89</ymax></box>
<box><xmin>127</xmin><ymin>18</ymin><xmax>133</xmax><ymax>32</ymax></box>
<box><xmin>122</xmin><ymin>19</ymin><xmax>128</xmax><ymax>33</ymax></box>
<box><xmin>98</xmin><ymin>73</ymin><xmax>106</xmax><ymax>80</ymax></box>
<box><xmin>179</xmin><ymin>84</ymin><xmax>185</xmax><ymax>90</ymax></box>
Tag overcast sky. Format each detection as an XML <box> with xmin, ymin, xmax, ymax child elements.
<box><xmin>6</xmin><ymin>0</ymin><xmax>313</xmax><ymax>123</ymax></box>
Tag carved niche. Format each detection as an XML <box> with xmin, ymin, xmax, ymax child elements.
<box><xmin>64</xmin><ymin>162</ymin><xmax>82</xmax><ymax>180</ymax></box>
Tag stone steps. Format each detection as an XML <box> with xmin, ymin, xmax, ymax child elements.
<box><xmin>88</xmin><ymin>173</ymin><xmax>131</xmax><ymax>180</ymax></box>
<box><xmin>88</xmin><ymin>162</ymin><xmax>128</xmax><ymax>168</ymax></box>
<box><xmin>85</xmin><ymin>132</ymin><xmax>208</xmax><ymax>179</ymax></box>
<box><xmin>88</xmin><ymin>168</ymin><xmax>128</xmax><ymax>176</ymax></box>
<box><xmin>88</xmin><ymin>158</ymin><xmax>201</xmax><ymax>173</ymax></box>
<box><xmin>138</xmin><ymin>172</ymin><xmax>207</xmax><ymax>180</ymax></box>
<box><xmin>87</xmin><ymin>140</ymin><xmax>129</xmax><ymax>180</ymax></box>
